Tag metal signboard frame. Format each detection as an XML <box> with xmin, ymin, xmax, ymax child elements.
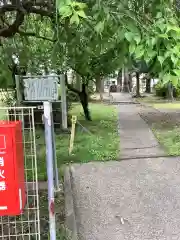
<box><xmin>22</xmin><ymin>75</ymin><xmax>59</xmax><ymax>102</ymax></box>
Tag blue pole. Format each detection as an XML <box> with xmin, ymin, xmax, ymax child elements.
<box><xmin>43</xmin><ymin>101</ymin><xmax>56</xmax><ymax>240</ymax></box>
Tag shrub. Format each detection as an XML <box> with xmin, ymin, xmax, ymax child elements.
<box><xmin>175</xmin><ymin>86</ymin><xmax>180</xmax><ymax>98</ymax></box>
<box><xmin>67</xmin><ymin>90</ymin><xmax>79</xmax><ymax>102</ymax></box>
<box><xmin>155</xmin><ymin>82</ymin><xmax>167</xmax><ymax>98</ymax></box>
<box><xmin>0</xmin><ymin>89</ymin><xmax>16</xmax><ymax>106</ymax></box>
<box><xmin>155</xmin><ymin>82</ymin><xmax>180</xmax><ymax>98</ymax></box>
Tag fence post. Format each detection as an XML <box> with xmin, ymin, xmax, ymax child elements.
<box><xmin>43</xmin><ymin>101</ymin><xmax>56</xmax><ymax>240</ymax></box>
<box><xmin>60</xmin><ymin>74</ymin><xmax>68</xmax><ymax>129</ymax></box>
<box><xmin>51</xmin><ymin>112</ymin><xmax>60</xmax><ymax>191</ymax></box>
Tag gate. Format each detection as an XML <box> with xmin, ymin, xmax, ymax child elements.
<box><xmin>0</xmin><ymin>106</ymin><xmax>40</xmax><ymax>239</ymax></box>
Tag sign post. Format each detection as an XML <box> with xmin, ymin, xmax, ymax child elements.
<box><xmin>43</xmin><ymin>102</ymin><xmax>56</xmax><ymax>240</ymax></box>
<box><xmin>17</xmin><ymin>75</ymin><xmax>65</xmax><ymax>191</ymax></box>
<box><xmin>16</xmin><ymin>75</ymin><xmax>67</xmax><ymax>240</ymax></box>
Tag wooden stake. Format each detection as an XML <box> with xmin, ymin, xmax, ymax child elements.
<box><xmin>69</xmin><ymin>115</ymin><xmax>77</xmax><ymax>155</ymax></box>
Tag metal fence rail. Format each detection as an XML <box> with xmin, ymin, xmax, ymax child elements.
<box><xmin>0</xmin><ymin>107</ymin><xmax>40</xmax><ymax>240</ymax></box>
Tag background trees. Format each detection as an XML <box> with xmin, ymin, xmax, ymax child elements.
<box><xmin>0</xmin><ymin>0</ymin><xmax>179</xmax><ymax>116</ymax></box>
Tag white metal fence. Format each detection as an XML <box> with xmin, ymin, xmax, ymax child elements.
<box><xmin>0</xmin><ymin>107</ymin><xmax>40</xmax><ymax>240</ymax></box>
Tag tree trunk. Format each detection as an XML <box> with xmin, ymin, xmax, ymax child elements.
<box><xmin>96</xmin><ymin>77</ymin><xmax>104</xmax><ymax>92</ymax></box>
<box><xmin>75</xmin><ymin>73</ymin><xmax>81</xmax><ymax>91</ymax></box>
<box><xmin>65</xmin><ymin>74</ymin><xmax>92</xmax><ymax>121</ymax></box>
<box><xmin>79</xmin><ymin>83</ymin><xmax>91</xmax><ymax>121</ymax></box>
<box><xmin>117</xmin><ymin>70</ymin><xmax>122</xmax><ymax>92</ymax></box>
<box><xmin>95</xmin><ymin>76</ymin><xmax>104</xmax><ymax>100</ymax></box>
<box><xmin>145</xmin><ymin>78</ymin><xmax>151</xmax><ymax>93</ymax></box>
<box><xmin>122</xmin><ymin>68</ymin><xmax>129</xmax><ymax>92</ymax></box>
<box><xmin>117</xmin><ymin>70</ymin><xmax>122</xmax><ymax>86</ymax></box>
<box><xmin>128</xmin><ymin>74</ymin><xmax>132</xmax><ymax>92</ymax></box>
<box><xmin>44</xmin><ymin>65</ymin><xmax>49</xmax><ymax>75</ymax></box>
<box><xmin>167</xmin><ymin>82</ymin><xmax>174</xmax><ymax>101</ymax></box>
<box><xmin>136</xmin><ymin>72</ymin><xmax>141</xmax><ymax>97</ymax></box>
<box><xmin>100</xmin><ymin>78</ymin><xmax>104</xmax><ymax>93</ymax></box>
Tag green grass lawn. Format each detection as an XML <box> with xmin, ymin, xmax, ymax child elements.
<box><xmin>136</xmin><ymin>95</ymin><xmax>180</xmax><ymax>107</ymax></box>
<box><xmin>0</xmin><ymin>99</ymin><xmax>119</xmax><ymax>180</ymax></box>
<box><xmin>147</xmin><ymin>102</ymin><xmax>180</xmax><ymax>156</ymax></box>
<box><xmin>136</xmin><ymin>95</ymin><xmax>166</xmax><ymax>104</ymax></box>
<box><xmin>33</xmin><ymin>102</ymin><xmax>119</xmax><ymax>180</ymax></box>
<box><xmin>153</xmin><ymin>103</ymin><xmax>180</xmax><ymax>109</ymax></box>
<box><xmin>139</xmin><ymin>97</ymin><xmax>180</xmax><ymax>157</ymax></box>
<box><xmin>145</xmin><ymin>101</ymin><xmax>180</xmax><ymax>156</ymax></box>
<box><xmin>153</xmin><ymin>126</ymin><xmax>180</xmax><ymax>156</ymax></box>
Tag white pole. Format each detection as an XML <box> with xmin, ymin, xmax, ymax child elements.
<box><xmin>43</xmin><ymin>101</ymin><xmax>56</xmax><ymax>240</ymax></box>
<box><xmin>60</xmin><ymin>74</ymin><xmax>68</xmax><ymax>129</ymax></box>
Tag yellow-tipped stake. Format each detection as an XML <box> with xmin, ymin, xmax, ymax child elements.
<box><xmin>69</xmin><ymin>115</ymin><xmax>77</xmax><ymax>155</ymax></box>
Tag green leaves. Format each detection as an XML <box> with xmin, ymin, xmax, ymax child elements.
<box><xmin>94</xmin><ymin>21</ymin><xmax>105</xmax><ymax>33</ymax></box>
<box><xmin>129</xmin><ymin>42</ymin><xmax>136</xmax><ymax>54</ymax></box>
<box><xmin>147</xmin><ymin>49</ymin><xmax>156</xmax><ymax>58</ymax></box>
<box><xmin>76</xmin><ymin>10</ymin><xmax>87</xmax><ymax>18</ymax></box>
<box><xmin>158</xmin><ymin>33</ymin><xmax>168</xmax><ymax>39</ymax></box>
<box><xmin>125</xmin><ymin>32</ymin><xmax>134</xmax><ymax>42</ymax></box>
<box><xmin>125</xmin><ymin>30</ymin><xmax>141</xmax><ymax>55</ymax></box>
<box><xmin>71</xmin><ymin>1</ymin><xmax>87</xmax><ymax>9</ymax></box>
<box><xmin>69</xmin><ymin>9</ymin><xmax>87</xmax><ymax>24</ymax></box>
<box><xmin>134</xmin><ymin>35</ymin><xmax>141</xmax><ymax>44</ymax></box>
<box><xmin>134</xmin><ymin>45</ymin><xmax>144</xmax><ymax>59</ymax></box>
<box><xmin>56</xmin><ymin>0</ymin><xmax>71</xmax><ymax>7</ymax></box>
<box><xmin>151</xmin><ymin>38</ymin><xmax>157</xmax><ymax>46</ymax></box>
<box><xmin>70</xmin><ymin>13</ymin><xmax>80</xmax><ymax>24</ymax></box>
<box><xmin>59</xmin><ymin>5</ymin><xmax>73</xmax><ymax>18</ymax></box>
<box><xmin>162</xmin><ymin>74</ymin><xmax>179</xmax><ymax>88</ymax></box>
<box><xmin>173</xmin><ymin>69</ymin><xmax>180</xmax><ymax>76</ymax></box>
<box><xmin>157</xmin><ymin>56</ymin><xmax>165</xmax><ymax>66</ymax></box>
<box><xmin>129</xmin><ymin>4</ymin><xmax>180</xmax><ymax>87</ymax></box>
<box><xmin>156</xmin><ymin>12</ymin><xmax>162</xmax><ymax>19</ymax></box>
<box><xmin>171</xmin><ymin>55</ymin><xmax>178</xmax><ymax>65</ymax></box>
<box><xmin>57</xmin><ymin>0</ymin><xmax>87</xmax><ymax>25</ymax></box>
<box><xmin>171</xmin><ymin>75</ymin><xmax>179</xmax><ymax>87</ymax></box>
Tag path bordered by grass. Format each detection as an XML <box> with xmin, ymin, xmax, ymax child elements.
<box><xmin>34</xmin><ymin>103</ymin><xmax>119</xmax><ymax>180</ymax></box>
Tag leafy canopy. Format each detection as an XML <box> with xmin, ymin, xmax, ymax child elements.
<box><xmin>126</xmin><ymin>1</ymin><xmax>180</xmax><ymax>86</ymax></box>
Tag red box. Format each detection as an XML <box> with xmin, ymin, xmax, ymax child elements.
<box><xmin>0</xmin><ymin>121</ymin><xmax>26</xmax><ymax>216</ymax></box>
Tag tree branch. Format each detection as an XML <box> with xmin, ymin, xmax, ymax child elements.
<box><xmin>28</xmin><ymin>6</ymin><xmax>53</xmax><ymax>18</ymax></box>
<box><xmin>0</xmin><ymin>10</ymin><xmax>24</xmax><ymax>37</ymax></box>
<box><xmin>17</xmin><ymin>30</ymin><xmax>56</xmax><ymax>42</ymax></box>
<box><xmin>0</xmin><ymin>4</ymin><xmax>21</xmax><ymax>14</ymax></box>
<box><xmin>0</xmin><ymin>1</ymin><xmax>55</xmax><ymax>38</ymax></box>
